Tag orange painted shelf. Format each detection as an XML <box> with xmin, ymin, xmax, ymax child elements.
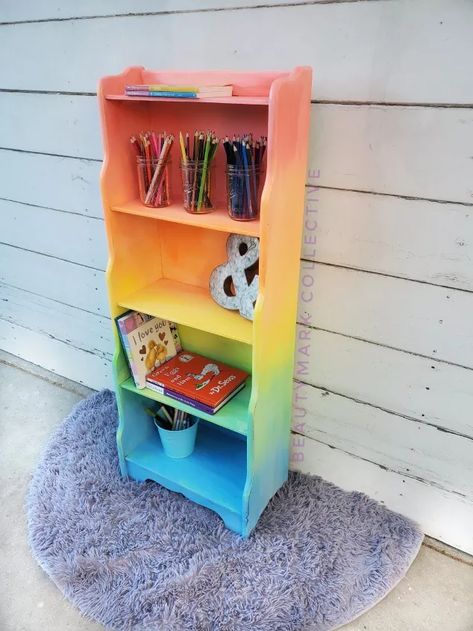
<box><xmin>112</xmin><ymin>199</ymin><xmax>260</xmax><ymax>237</ymax></box>
<box><xmin>105</xmin><ymin>94</ymin><xmax>269</xmax><ymax>106</ymax></box>
<box><xmin>118</xmin><ymin>278</ymin><xmax>253</xmax><ymax>345</ymax></box>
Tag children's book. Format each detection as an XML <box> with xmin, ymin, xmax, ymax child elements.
<box><xmin>146</xmin><ymin>351</ymin><xmax>248</xmax><ymax>414</ymax></box>
<box><xmin>125</xmin><ymin>84</ymin><xmax>233</xmax><ymax>98</ymax></box>
<box><xmin>116</xmin><ymin>311</ymin><xmax>181</xmax><ymax>389</ymax></box>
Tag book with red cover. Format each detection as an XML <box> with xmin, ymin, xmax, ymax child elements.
<box><xmin>146</xmin><ymin>351</ymin><xmax>248</xmax><ymax>414</ymax></box>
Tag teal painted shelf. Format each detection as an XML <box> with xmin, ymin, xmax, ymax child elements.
<box><xmin>125</xmin><ymin>422</ymin><xmax>247</xmax><ymax>516</ymax></box>
<box><xmin>120</xmin><ymin>377</ymin><xmax>251</xmax><ymax>436</ymax></box>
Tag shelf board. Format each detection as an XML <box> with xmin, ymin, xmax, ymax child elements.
<box><xmin>112</xmin><ymin>200</ymin><xmax>260</xmax><ymax>237</ymax></box>
<box><xmin>125</xmin><ymin>422</ymin><xmax>247</xmax><ymax>514</ymax></box>
<box><xmin>106</xmin><ymin>94</ymin><xmax>268</xmax><ymax>106</ymax></box>
<box><xmin>119</xmin><ymin>278</ymin><xmax>253</xmax><ymax>345</ymax></box>
<box><xmin>121</xmin><ymin>376</ymin><xmax>251</xmax><ymax>436</ymax></box>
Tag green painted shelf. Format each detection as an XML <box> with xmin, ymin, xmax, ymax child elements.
<box><xmin>120</xmin><ymin>376</ymin><xmax>252</xmax><ymax>436</ymax></box>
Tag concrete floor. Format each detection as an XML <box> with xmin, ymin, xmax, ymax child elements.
<box><xmin>0</xmin><ymin>350</ymin><xmax>472</xmax><ymax>631</ymax></box>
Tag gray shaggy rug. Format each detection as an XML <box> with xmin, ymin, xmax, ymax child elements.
<box><xmin>27</xmin><ymin>390</ymin><xmax>422</xmax><ymax>630</ymax></box>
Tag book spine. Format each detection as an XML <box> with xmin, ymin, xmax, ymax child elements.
<box><xmin>125</xmin><ymin>84</ymin><xmax>198</xmax><ymax>92</ymax></box>
<box><xmin>125</xmin><ymin>91</ymin><xmax>197</xmax><ymax>98</ymax></box>
<box><xmin>149</xmin><ymin>84</ymin><xmax>197</xmax><ymax>92</ymax></box>
<box><xmin>116</xmin><ymin>319</ymin><xmax>143</xmax><ymax>389</ymax></box>
<box><xmin>149</xmin><ymin>91</ymin><xmax>197</xmax><ymax>98</ymax></box>
<box><xmin>146</xmin><ymin>381</ymin><xmax>215</xmax><ymax>415</ymax></box>
<box><xmin>125</xmin><ymin>91</ymin><xmax>153</xmax><ymax>96</ymax></box>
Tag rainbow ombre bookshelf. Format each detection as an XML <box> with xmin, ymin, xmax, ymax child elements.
<box><xmin>98</xmin><ymin>67</ymin><xmax>312</xmax><ymax>536</ymax></box>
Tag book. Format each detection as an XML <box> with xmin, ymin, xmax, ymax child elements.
<box><xmin>146</xmin><ymin>351</ymin><xmax>248</xmax><ymax>414</ymax></box>
<box><xmin>126</xmin><ymin>84</ymin><xmax>232</xmax><ymax>95</ymax></box>
<box><xmin>116</xmin><ymin>311</ymin><xmax>181</xmax><ymax>389</ymax></box>
<box><xmin>146</xmin><ymin>380</ymin><xmax>245</xmax><ymax>415</ymax></box>
<box><xmin>127</xmin><ymin>91</ymin><xmax>198</xmax><ymax>98</ymax></box>
<box><xmin>125</xmin><ymin>84</ymin><xmax>233</xmax><ymax>98</ymax></box>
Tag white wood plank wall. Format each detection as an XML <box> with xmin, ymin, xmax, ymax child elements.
<box><xmin>1</xmin><ymin>0</ymin><xmax>472</xmax><ymax>553</ymax></box>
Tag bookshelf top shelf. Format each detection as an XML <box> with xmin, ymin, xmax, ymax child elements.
<box><xmin>112</xmin><ymin>200</ymin><xmax>260</xmax><ymax>237</ymax></box>
<box><xmin>105</xmin><ymin>94</ymin><xmax>269</xmax><ymax>106</ymax></box>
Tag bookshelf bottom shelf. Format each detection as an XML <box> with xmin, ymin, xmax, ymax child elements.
<box><xmin>124</xmin><ymin>421</ymin><xmax>247</xmax><ymax>531</ymax></box>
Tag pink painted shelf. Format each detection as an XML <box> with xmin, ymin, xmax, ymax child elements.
<box><xmin>105</xmin><ymin>94</ymin><xmax>269</xmax><ymax>106</ymax></box>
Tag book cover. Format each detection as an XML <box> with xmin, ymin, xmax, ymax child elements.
<box><xmin>146</xmin><ymin>380</ymin><xmax>245</xmax><ymax>415</ymax></box>
<box><xmin>116</xmin><ymin>311</ymin><xmax>181</xmax><ymax>389</ymax></box>
<box><xmin>146</xmin><ymin>351</ymin><xmax>248</xmax><ymax>411</ymax></box>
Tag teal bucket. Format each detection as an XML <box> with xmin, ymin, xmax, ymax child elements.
<box><xmin>155</xmin><ymin>417</ymin><xmax>199</xmax><ymax>459</ymax></box>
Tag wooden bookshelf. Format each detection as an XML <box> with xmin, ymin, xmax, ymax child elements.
<box><xmin>98</xmin><ymin>66</ymin><xmax>312</xmax><ymax>536</ymax></box>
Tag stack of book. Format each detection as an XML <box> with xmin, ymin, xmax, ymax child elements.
<box><xmin>146</xmin><ymin>351</ymin><xmax>248</xmax><ymax>415</ymax></box>
<box><xmin>124</xmin><ymin>84</ymin><xmax>233</xmax><ymax>99</ymax></box>
<box><xmin>117</xmin><ymin>311</ymin><xmax>248</xmax><ymax>414</ymax></box>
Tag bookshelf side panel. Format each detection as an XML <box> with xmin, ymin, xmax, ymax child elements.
<box><xmin>246</xmin><ymin>67</ymin><xmax>312</xmax><ymax>532</ymax></box>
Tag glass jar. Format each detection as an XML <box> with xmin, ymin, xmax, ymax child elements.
<box><xmin>137</xmin><ymin>156</ymin><xmax>171</xmax><ymax>208</ymax></box>
<box><xmin>226</xmin><ymin>165</ymin><xmax>264</xmax><ymax>221</ymax></box>
<box><xmin>180</xmin><ymin>160</ymin><xmax>215</xmax><ymax>214</ymax></box>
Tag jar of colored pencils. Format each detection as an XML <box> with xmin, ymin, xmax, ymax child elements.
<box><xmin>180</xmin><ymin>160</ymin><xmax>215</xmax><ymax>214</ymax></box>
<box><xmin>137</xmin><ymin>156</ymin><xmax>172</xmax><ymax>208</ymax></box>
<box><xmin>226</xmin><ymin>165</ymin><xmax>263</xmax><ymax>221</ymax></box>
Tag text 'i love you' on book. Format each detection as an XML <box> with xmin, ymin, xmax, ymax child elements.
<box><xmin>116</xmin><ymin>311</ymin><xmax>182</xmax><ymax>389</ymax></box>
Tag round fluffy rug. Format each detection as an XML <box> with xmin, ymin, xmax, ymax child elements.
<box><xmin>27</xmin><ymin>390</ymin><xmax>422</xmax><ymax>630</ymax></box>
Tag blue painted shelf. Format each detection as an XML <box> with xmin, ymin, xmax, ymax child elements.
<box><xmin>125</xmin><ymin>422</ymin><xmax>247</xmax><ymax>525</ymax></box>
<box><xmin>120</xmin><ymin>377</ymin><xmax>251</xmax><ymax>436</ymax></box>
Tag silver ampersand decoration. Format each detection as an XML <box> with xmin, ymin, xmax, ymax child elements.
<box><xmin>209</xmin><ymin>234</ymin><xmax>259</xmax><ymax>321</ymax></box>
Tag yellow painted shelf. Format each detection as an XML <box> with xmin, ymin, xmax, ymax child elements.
<box><xmin>118</xmin><ymin>278</ymin><xmax>253</xmax><ymax>345</ymax></box>
<box><xmin>121</xmin><ymin>377</ymin><xmax>252</xmax><ymax>436</ymax></box>
<box><xmin>112</xmin><ymin>200</ymin><xmax>260</xmax><ymax>237</ymax></box>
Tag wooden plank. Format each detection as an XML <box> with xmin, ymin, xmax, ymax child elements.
<box><xmin>292</xmin><ymin>381</ymin><xmax>473</xmax><ymax>498</ymax></box>
<box><xmin>2</xmin><ymin>92</ymin><xmax>473</xmax><ymax>204</ymax></box>
<box><xmin>0</xmin><ymin>319</ymin><xmax>112</xmax><ymax>390</ymax></box>
<box><xmin>295</xmin><ymin>326</ymin><xmax>473</xmax><ymax>438</ymax></box>
<box><xmin>0</xmin><ymin>149</ymin><xmax>102</xmax><ymax>218</ymax></box>
<box><xmin>0</xmin><ymin>0</ymin><xmax>323</xmax><ymax>23</ymax></box>
<box><xmin>0</xmin><ymin>244</ymin><xmax>109</xmax><ymax>316</ymax></box>
<box><xmin>0</xmin><ymin>92</ymin><xmax>102</xmax><ymax>159</ymax></box>
<box><xmin>302</xmin><ymin>187</ymin><xmax>473</xmax><ymax>291</ymax></box>
<box><xmin>309</xmin><ymin>104</ymin><xmax>473</xmax><ymax>204</ymax></box>
<box><xmin>0</xmin><ymin>282</ymin><xmax>113</xmax><ymax>360</ymax></box>
<box><xmin>0</xmin><ymin>1</ymin><xmax>472</xmax><ymax>103</ymax></box>
<box><xmin>290</xmin><ymin>433</ymin><xmax>473</xmax><ymax>556</ymax></box>
<box><xmin>299</xmin><ymin>263</ymin><xmax>473</xmax><ymax>368</ymax></box>
<box><xmin>1</xmin><ymin>199</ymin><xmax>107</xmax><ymax>269</ymax></box>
